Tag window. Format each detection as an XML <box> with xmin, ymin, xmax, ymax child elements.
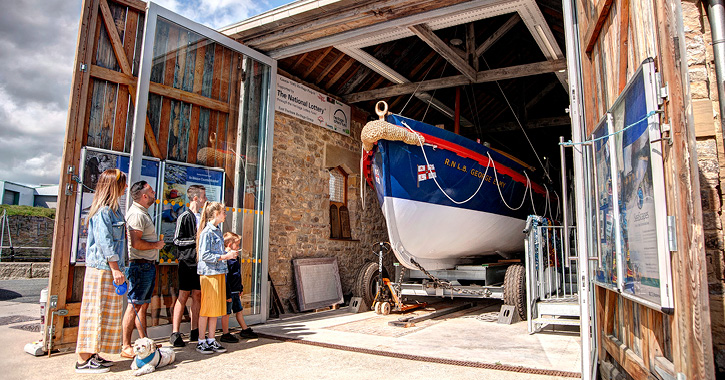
<box><xmin>328</xmin><ymin>167</ymin><xmax>351</xmax><ymax>239</ymax></box>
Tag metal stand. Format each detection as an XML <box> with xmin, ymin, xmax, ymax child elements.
<box><xmin>371</xmin><ymin>242</ymin><xmax>427</xmax><ymax>315</ymax></box>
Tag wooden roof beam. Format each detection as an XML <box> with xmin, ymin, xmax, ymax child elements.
<box><xmin>409</xmin><ymin>23</ymin><xmax>476</xmax><ymax>81</ymax></box>
<box><xmin>337</xmin><ymin>46</ymin><xmax>472</xmax><ymax>126</ymax></box>
<box><xmin>475</xmin><ymin>13</ymin><xmax>520</xmax><ymax>58</ymax></box>
<box><xmin>345</xmin><ymin>59</ymin><xmax>567</xmax><ymax>103</ymax></box>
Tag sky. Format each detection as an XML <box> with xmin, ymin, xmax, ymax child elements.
<box><xmin>0</xmin><ymin>0</ymin><xmax>290</xmax><ymax>186</ymax></box>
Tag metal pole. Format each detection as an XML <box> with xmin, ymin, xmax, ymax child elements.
<box><xmin>560</xmin><ymin>136</ymin><xmax>570</xmax><ymax>267</ymax></box>
<box><xmin>590</xmin><ymin>143</ymin><xmax>602</xmax><ymax>268</ymax></box>
<box><xmin>707</xmin><ymin>0</ymin><xmax>725</xmax><ymax>152</ymax></box>
<box><xmin>562</xmin><ymin>0</ymin><xmax>595</xmax><ymax>378</ymax></box>
<box><xmin>0</xmin><ymin>209</ymin><xmax>5</xmax><ymax>262</ymax></box>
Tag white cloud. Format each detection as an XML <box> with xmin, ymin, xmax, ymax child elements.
<box><xmin>153</xmin><ymin>0</ymin><xmax>265</xmax><ymax>29</ymax></box>
<box><xmin>0</xmin><ymin>0</ymin><xmax>283</xmax><ymax>186</ymax></box>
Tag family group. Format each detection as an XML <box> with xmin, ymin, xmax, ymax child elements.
<box><xmin>74</xmin><ymin>168</ymin><xmax>256</xmax><ymax>374</ymax></box>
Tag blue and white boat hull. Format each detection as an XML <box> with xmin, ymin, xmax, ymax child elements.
<box><xmin>366</xmin><ymin>114</ymin><xmax>548</xmax><ymax>270</ymax></box>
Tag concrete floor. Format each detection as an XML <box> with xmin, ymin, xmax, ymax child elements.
<box><xmin>256</xmin><ymin>300</ymin><xmax>582</xmax><ymax>376</ymax></box>
<box><xmin>0</xmin><ymin>280</ymin><xmax>581</xmax><ymax>379</ymax></box>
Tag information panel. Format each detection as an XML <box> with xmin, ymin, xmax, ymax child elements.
<box><xmin>611</xmin><ymin>61</ymin><xmax>673</xmax><ymax>309</ymax></box>
<box><xmin>592</xmin><ymin>115</ymin><xmax>618</xmax><ymax>290</ymax></box>
<box><xmin>71</xmin><ymin>148</ymin><xmax>159</xmax><ymax>264</ymax></box>
<box><xmin>275</xmin><ymin>75</ymin><xmax>351</xmax><ymax>136</ymax></box>
<box><xmin>591</xmin><ymin>59</ymin><xmax>673</xmax><ymax>311</ymax></box>
<box><xmin>158</xmin><ymin>161</ymin><xmax>225</xmax><ymax>263</ymax></box>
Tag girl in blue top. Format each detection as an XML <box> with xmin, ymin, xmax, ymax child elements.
<box><xmin>195</xmin><ymin>201</ymin><xmax>237</xmax><ymax>354</ymax></box>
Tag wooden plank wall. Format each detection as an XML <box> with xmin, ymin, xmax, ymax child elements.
<box><xmin>576</xmin><ymin>0</ymin><xmax>714</xmax><ymax>378</ymax></box>
<box><xmin>48</xmin><ymin>0</ymin><xmax>256</xmax><ymax>350</ymax></box>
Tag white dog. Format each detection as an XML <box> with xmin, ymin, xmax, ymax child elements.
<box><xmin>130</xmin><ymin>337</ymin><xmax>175</xmax><ymax>376</ymax></box>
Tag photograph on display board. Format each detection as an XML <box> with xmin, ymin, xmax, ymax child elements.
<box><xmin>72</xmin><ymin>148</ymin><xmax>159</xmax><ymax>264</ymax></box>
<box><xmin>592</xmin><ymin>117</ymin><xmax>618</xmax><ymax>289</ymax></box>
<box><xmin>159</xmin><ymin>162</ymin><xmax>225</xmax><ymax>263</ymax></box>
<box><xmin>612</xmin><ymin>63</ymin><xmax>666</xmax><ymax>306</ymax></box>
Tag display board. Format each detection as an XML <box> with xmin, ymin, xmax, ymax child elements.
<box><xmin>158</xmin><ymin>161</ymin><xmax>225</xmax><ymax>263</ymax></box>
<box><xmin>611</xmin><ymin>61</ymin><xmax>673</xmax><ymax>310</ymax></box>
<box><xmin>591</xmin><ymin>60</ymin><xmax>674</xmax><ymax>311</ymax></box>
<box><xmin>592</xmin><ymin>114</ymin><xmax>618</xmax><ymax>290</ymax></box>
<box><xmin>71</xmin><ymin>147</ymin><xmax>160</xmax><ymax>264</ymax></box>
<box><xmin>275</xmin><ymin>75</ymin><xmax>351</xmax><ymax>136</ymax></box>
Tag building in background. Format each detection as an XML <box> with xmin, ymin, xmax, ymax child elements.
<box><xmin>0</xmin><ymin>181</ymin><xmax>58</xmax><ymax>208</ymax></box>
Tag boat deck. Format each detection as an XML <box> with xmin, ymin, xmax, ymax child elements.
<box><xmin>255</xmin><ymin>299</ymin><xmax>581</xmax><ymax>377</ymax></box>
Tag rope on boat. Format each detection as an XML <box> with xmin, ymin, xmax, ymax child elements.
<box><xmin>361</xmin><ymin>120</ymin><xmax>424</xmax><ymax>152</ymax></box>
<box><xmin>487</xmin><ymin>152</ymin><xmax>533</xmax><ymax>212</ymax></box>
<box><xmin>402</xmin><ymin>121</ymin><xmax>491</xmax><ymax>205</ymax></box>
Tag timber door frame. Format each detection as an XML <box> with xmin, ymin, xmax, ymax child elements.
<box><xmin>45</xmin><ymin>0</ymin><xmax>277</xmax><ymax>352</ymax></box>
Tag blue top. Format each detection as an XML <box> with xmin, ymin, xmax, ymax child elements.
<box><xmin>85</xmin><ymin>206</ymin><xmax>126</xmax><ymax>271</ymax></box>
<box><xmin>196</xmin><ymin>222</ymin><xmax>228</xmax><ymax>276</ymax></box>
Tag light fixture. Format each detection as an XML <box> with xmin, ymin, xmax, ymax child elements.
<box><xmin>450</xmin><ymin>38</ymin><xmax>463</xmax><ymax>46</ymax></box>
<box><xmin>367</xmin><ymin>60</ymin><xmax>405</xmax><ymax>84</ymax></box>
<box><xmin>535</xmin><ymin>25</ymin><xmax>558</xmax><ymax>59</ymax></box>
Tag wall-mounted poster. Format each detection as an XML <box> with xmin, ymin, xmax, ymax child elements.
<box><xmin>71</xmin><ymin>147</ymin><xmax>160</xmax><ymax>264</ymax></box>
<box><xmin>275</xmin><ymin>75</ymin><xmax>351</xmax><ymax>136</ymax></box>
<box><xmin>158</xmin><ymin>161</ymin><xmax>225</xmax><ymax>263</ymax></box>
<box><xmin>611</xmin><ymin>59</ymin><xmax>673</xmax><ymax>310</ymax></box>
<box><xmin>592</xmin><ymin>114</ymin><xmax>618</xmax><ymax>290</ymax></box>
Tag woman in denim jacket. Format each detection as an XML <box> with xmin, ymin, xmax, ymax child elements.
<box><xmin>75</xmin><ymin>169</ymin><xmax>127</xmax><ymax>374</ymax></box>
<box><xmin>194</xmin><ymin>201</ymin><xmax>237</xmax><ymax>354</ymax></box>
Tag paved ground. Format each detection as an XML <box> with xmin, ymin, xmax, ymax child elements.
<box><xmin>0</xmin><ymin>279</ymin><xmax>579</xmax><ymax>379</ymax></box>
<box><xmin>0</xmin><ymin>278</ymin><xmax>48</xmax><ymax>303</ymax></box>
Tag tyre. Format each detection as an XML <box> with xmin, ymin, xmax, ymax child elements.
<box><xmin>503</xmin><ymin>264</ymin><xmax>527</xmax><ymax>321</ymax></box>
<box><xmin>353</xmin><ymin>261</ymin><xmax>388</xmax><ymax>309</ymax></box>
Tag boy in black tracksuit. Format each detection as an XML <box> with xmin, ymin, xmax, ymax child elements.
<box><xmin>219</xmin><ymin>232</ymin><xmax>257</xmax><ymax>343</ymax></box>
<box><xmin>170</xmin><ymin>185</ymin><xmax>207</xmax><ymax>347</ymax></box>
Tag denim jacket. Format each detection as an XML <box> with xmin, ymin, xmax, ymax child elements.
<box><xmin>196</xmin><ymin>222</ymin><xmax>228</xmax><ymax>276</ymax></box>
<box><xmin>85</xmin><ymin>206</ymin><xmax>126</xmax><ymax>271</ymax></box>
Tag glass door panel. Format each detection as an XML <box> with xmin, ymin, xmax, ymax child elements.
<box><xmin>129</xmin><ymin>3</ymin><xmax>275</xmax><ymax>326</ymax></box>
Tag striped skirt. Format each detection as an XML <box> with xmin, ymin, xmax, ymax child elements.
<box><xmin>200</xmin><ymin>274</ymin><xmax>226</xmax><ymax>317</ymax></box>
<box><xmin>75</xmin><ymin>267</ymin><xmax>123</xmax><ymax>354</ymax></box>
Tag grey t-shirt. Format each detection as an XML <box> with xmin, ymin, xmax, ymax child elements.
<box><xmin>126</xmin><ymin>201</ymin><xmax>159</xmax><ymax>261</ymax></box>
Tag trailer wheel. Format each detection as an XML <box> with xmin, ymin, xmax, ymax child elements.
<box><xmin>353</xmin><ymin>261</ymin><xmax>388</xmax><ymax>309</ymax></box>
<box><xmin>503</xmin><ymin>264</ymin><xmax>527</xmax><ymax>321</ymax></box>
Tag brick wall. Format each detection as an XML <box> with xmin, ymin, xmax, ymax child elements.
<box><xmin>268</xmin><ymin>107</ymin><xmax>390</xmax><ymax>307</ymax></box>
<box><xmin>683</xmin><ymin>0</ymin><xmax>725</xmax><ymax>373</ymax></box>
<box><xmin>0</xmin><ymin>215</ymin><xmax>54</xmax><ymax>261</ymax></box>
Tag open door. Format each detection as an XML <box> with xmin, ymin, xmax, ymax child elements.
<box><xmin>46</xmin><ymin>0</ymin><xmax>276</xmax><ymax>351</ymax></box>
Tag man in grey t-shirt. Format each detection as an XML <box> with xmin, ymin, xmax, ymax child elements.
<box><xmin>121</xmin><ymin>181</ymin><xmax>164</xmax><ymax>358</ymax></box>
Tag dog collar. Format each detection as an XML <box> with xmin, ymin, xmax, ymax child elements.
<box><xmin>135</xmin><ymin>350</ymin><xmax>158</xmax><ymax>368</ymax></box>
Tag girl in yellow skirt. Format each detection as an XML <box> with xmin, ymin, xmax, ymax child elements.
<box><xmin>195</xmin><ymin>201</ymin><xmax>237</xmax><ymax>354</ymax></box>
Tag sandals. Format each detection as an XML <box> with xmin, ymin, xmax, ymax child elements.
<box><xmin>120</xmin><ymin>347</ymin><xmax>134</xmax><ymax>359</ymax></box>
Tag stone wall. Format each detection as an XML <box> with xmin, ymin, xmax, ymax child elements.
<box><xmin>268</xmin><ymin>105</ymin><xmax>390</xmax><ymax>308</ymax></box>
<box><xmin>683</xmin><ymin>0</ymin><xmax>725</xmax><ymax>374</ymax></box>
<box><xmin>0</xmin><ymin>215</ymin><xmax>54</xmax><ymax>261</ymax></box>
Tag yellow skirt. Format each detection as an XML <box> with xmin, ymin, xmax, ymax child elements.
<box><xmin>200</xmin><ymin>274</ymin><xmax>226</xmax><ymax>317</ymax></box>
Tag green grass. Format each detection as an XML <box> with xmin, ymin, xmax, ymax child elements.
<box><xmin>0</xmin><ymin>205</ymin><xmax>55</xmax><ymax>219</ymax></box>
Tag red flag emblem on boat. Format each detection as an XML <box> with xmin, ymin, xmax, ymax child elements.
<box><xmin>417</xmin><ymin>164</ymin><xmax>436</xmax><ymax>181</ymax></box>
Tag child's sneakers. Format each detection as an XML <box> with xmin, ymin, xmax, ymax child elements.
<box><xmin>195</xmin><ymin>341</ymin><xmax>213</xmax><ymax>355</ymax></box>
<box><xmin>220</xmin><ymin>333</ymin><xmax>239</xmax><ymax>343</ymax></box>
<box><xmin>207</xmin><ymin>340</ymin><xmax>227</xmax><ymax>353</ymax></box>
<box><xmin>75</xmin><ymin>357</ymin><xmax>110</xmax><ymax>373</ymax></box>
<box><xmin>239</xmin><ymin>328</ymin><xmax>258</xmax><ymax>339</ymax></box>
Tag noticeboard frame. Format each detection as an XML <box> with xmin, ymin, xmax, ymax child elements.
<box><xmin>157</xmin><ymin>159</ymin><xmax>226</xmax><ymax>265</ymax></box>
<box><xmin>70</xmin><ymin>147</ymin><xmax>161</xmax><ymax>265</ymax></box>
<box><xmin>590</xmin><ymin>59</ymin><xmax>674</xmax><ymax>312</ymax></box>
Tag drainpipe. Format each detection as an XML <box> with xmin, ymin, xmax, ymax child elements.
<box><xmin>709</xmin><ymin>0</ymin><xmax>725</xmax><ymax>139</ymax></box>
